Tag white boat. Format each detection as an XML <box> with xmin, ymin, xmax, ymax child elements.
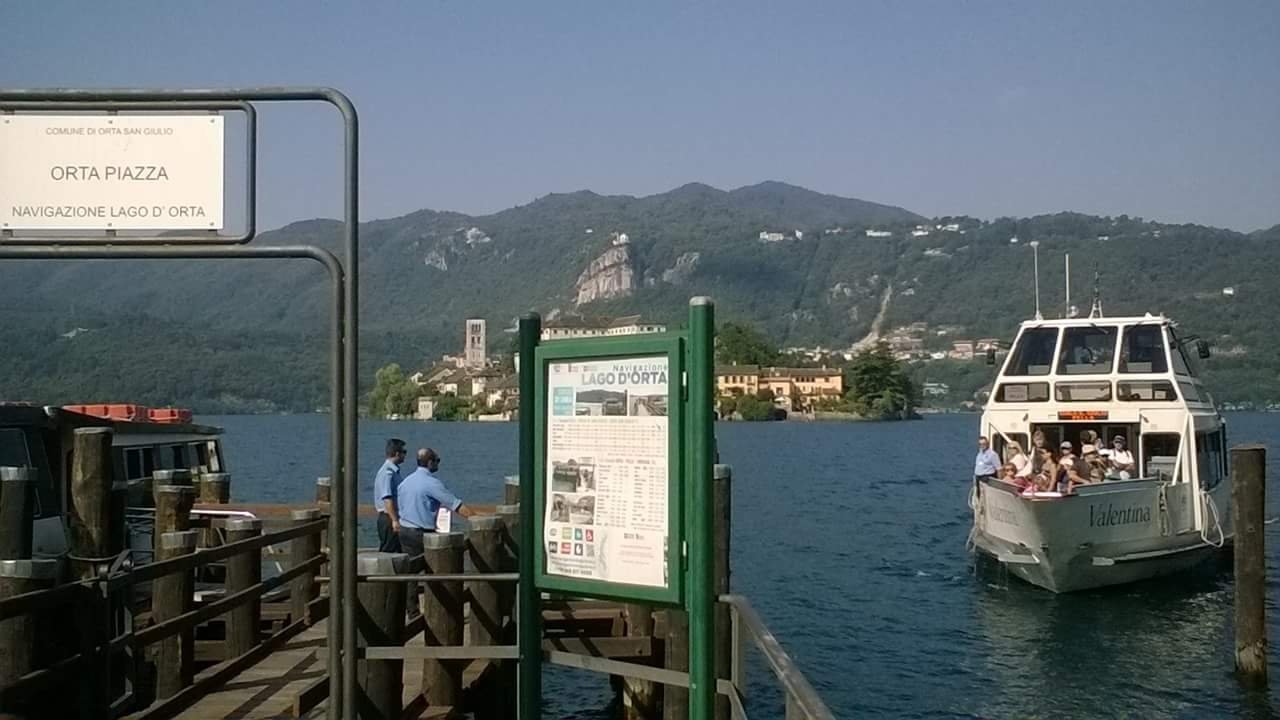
<box><xmin>969</xmin><ymin>311</ymin><xmax>1231</xmax><ymax>592</ymax></box>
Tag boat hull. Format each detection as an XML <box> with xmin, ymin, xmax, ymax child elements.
<box><xmin>970</xmin><ymin>477</ymin><xmax>1230</xmax><ymax>593</ymax></box>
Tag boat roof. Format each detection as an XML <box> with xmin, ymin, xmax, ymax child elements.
<box><xmin>0</xmin><ymin>404</ymin><xmax>222</xmax><ymax>439</ymax></box>
<box><xmin>1015</xmin><ymin>313</ymin><xmax>1169</xmax><ymax>329</ymax></box>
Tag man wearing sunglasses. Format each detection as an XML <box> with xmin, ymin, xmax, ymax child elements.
<box><xmin>397</xmin><ymin>447</ymin><xmax>477</xmax><ymax>558</ymax></box>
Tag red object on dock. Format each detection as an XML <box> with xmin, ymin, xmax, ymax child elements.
<box><xmin>62</xmin><ymin>403</ymin><xmax>161</xmax><ymax>422</ymax></box>
<box><xmin>147</xmin><ymin>407</ymin><xmax>193</xmax><ymax>424</ymax></box>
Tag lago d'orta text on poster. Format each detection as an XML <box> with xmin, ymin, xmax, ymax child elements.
<box><xmin>543</xmin><ymin>356</ymin><xmax>670</xmax><ymax>588</ymax></box>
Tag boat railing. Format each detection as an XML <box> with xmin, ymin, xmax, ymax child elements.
<box><xmin>722</xmin><ymin>592</ymin><xmax>836</xmax><ymax>720</ymax></box>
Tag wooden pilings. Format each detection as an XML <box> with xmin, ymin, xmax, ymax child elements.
<box><xmin>225</xmin><ymin>518</ymin><xmax>263</xmax><ymax>659</ymax></box>
<box><xmin>356</xmin><ymin>551</ymin><xmax>410</xmax><ymax>719</ymax></box>
<box><xmin>422</xmin><ymin>531</ymin><xmax>465</xmax><ymax>708</ymax></box>
<box><xmin>291</xmin><ymin>509</ymin><xmax>323</xmax><ymax>625</ymax></box>
<box><xmin>467</xmin><ymin>516</ymin><xmax>508</xmax><ymax>720</ymax></box>
<box><xmin>154</xmin><ymin>482</ymin><xmax>196</xmax><ymax>554</ymax></box>
<box><xmin>1232</xmin><ymin>444</ymin><xmax>1268</xmax><ymax>687</ymax></box>
<box><xmin>713</xmin><ymin>463</ymin><xmax>733</xmax><ymax>720</ymax></box>
<box><xmin>623</xmin><ymin>603</ymin><xmax>660</xmax><ymax>720</ymax></box>
<box><xmin>0</xmin><ymin>559</ymin><xmax>58</xmax><ymax>715</ymax></box>
<box><xmin>153</xmin><ymin>530</ymin><xmax>198</xmax><ymax>699</ymax></box>
<box><xmin>315</xmin><ymin>476</ymin><xmax>332</xmax><ymax>505</ymax></box>
<box><xmin>0</xmin><ymin>467</ymin><xmax>34</xmax><ymax>560</ymax></box>
<box><xmin>503</xmin><ymin>476</ymin><xmax>520</xmax><ymax>506</ymax></box>
<box><xmin>199</xmin><ymin>472</ymin><xmax>231</xmax><ymax>504</ymax></box>
<box><xmin>70</xmin><ymin>427</ymin><xmax>115</xmax><ymax>580</ymax></box>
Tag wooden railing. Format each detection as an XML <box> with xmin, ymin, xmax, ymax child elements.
<box><xmin>0</xmin><ymin>501</ymin><xmax>327</xmax><ymax>719</ymax></box>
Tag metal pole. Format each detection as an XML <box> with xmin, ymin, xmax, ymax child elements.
<box><xmin>1030</xmin><ymin>240</ymin><xmax>1041</xmax><ymax>321</ymax></box>
<box><xmin>688</xmin><ymin>298</ymin><xmax>716</xmax><ymax>720</ymax></box>
<box><xmin>517</xmin><ymin>313</ymin><xmax>542</xmax><ymax>720</ymax></box>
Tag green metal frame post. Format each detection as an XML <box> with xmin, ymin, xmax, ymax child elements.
<box><xmin>687</xmin><ymin>298</ymin><xmax>716</xmax><ymax>720</ymax></box>
<box><xmin>517</xmin><ymin>313</ymin><xmax>543</xmax><ymax>720</ymax></box>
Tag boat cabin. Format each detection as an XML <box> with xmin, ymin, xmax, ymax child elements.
<box><xmin>0</xmin><ymin>403</ymin><xmax>226</xmax><ymax>560</ymax></box>
<box><xmin>982</xmin><ymin>315</ymin><xmax>1225</xmax><ymax>496</ymax></box>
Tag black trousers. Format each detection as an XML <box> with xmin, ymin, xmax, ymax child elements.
<box><xmin>399</xmin><ymin>526</ymin><xmax>431</xmax><ymax>559</ymax></box>
<box><xmin>377</xmin><ymin>512</ymin><xmax>401</xmax><ymax>553</ymax></box>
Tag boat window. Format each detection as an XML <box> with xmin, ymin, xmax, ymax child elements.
<box><xmin>142</xmin><ymin>448</ymin><xmax>155</xmax><ymax>478</ymax></box>
<box><xmin>1055</xmin><ymin>381</ymin><xmax>1112</xmax><ymax>402</ymax></box>
<box><xmin>1119</xmin><ymin>324</ymin><xmax>1168</xmax><ymax>374</ymax></box>
<box><xmin>1196</xmin><ymin>430</ymin><xmax>1223</xmax><ymax>491</ymax></box>
<box><xmin>995</xmin><ymin>382</ymin><xmax>1049</xmax><ymax>402</ymax></box>
<box><xmin>1057</xmin><ymin>326</ymin><xmax>1117</xmax><ymax>375</ymax></box>
<box><xmin>170</xmin><ymin>444</ymin><xmax>188</xmax><ymax>469</ymax></box>
<box><xmin>1005</xmin><ymin>327</ymin><xmax>1058</xmax><ymax>376</ymax></box>
<box><xmin>1178</xmin><ymin>381</ymin><xmax>1201</xmax><ymax>402</ymax></box>
<box><xmin>0</xmin><ymin>428</ymin><xmax>30</xmax><ymax>467</ymax></box>
<box><xmin>1167</xmin><ymin>329</ymin><xmax>1199</xmax><ymax>377</ymax></box>
<box><xmin>126</xmin><ymin>448</ymin><xmax>144</xmax><ymax>480</ymax></box>
<box><xmin>1116</xmin><ymin>380</ymin><xmax>1177</xmax><ymax>401</ymax></box>
<box><xmin>1142</xmin><ymin>433</ymin><xmax>1182</xmax><ymax>482</ymax></box>
<box><xmin>194</xmin><ymin>442</ymin><xmax>209</xmax><ymax>471</ymax></box>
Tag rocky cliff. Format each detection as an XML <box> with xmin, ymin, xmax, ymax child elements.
<box><xmin>575</xmin><ymin>242</ymin><xmax>636</xmax><ymax>305</ymax></box>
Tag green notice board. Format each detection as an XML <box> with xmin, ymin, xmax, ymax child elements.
<box><xmin>532</xmin><ymin>333</ymin><xmax>685</xmax><ymax>604</ymax></box>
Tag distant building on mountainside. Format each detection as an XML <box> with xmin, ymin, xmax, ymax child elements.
<box><xmin>865</xmin><ymin>229</ymin><xmax>893</xmax><ymax>238</ymax></box>
<box><xmin>540</xmin><ymin>314</ymin><xmax>666</xmax><ymax>341</ymax></box>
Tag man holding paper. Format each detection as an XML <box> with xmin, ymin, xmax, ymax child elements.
<box><xmin>396</xmin><ymin>447</ymin><xmax>477</xmax><ymax>558</ymax></box>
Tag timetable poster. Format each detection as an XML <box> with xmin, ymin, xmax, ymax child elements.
<box><xmin>544</xmin><ymin>356</ymin><xmax>670</xmax><ymax>588</ymax></box>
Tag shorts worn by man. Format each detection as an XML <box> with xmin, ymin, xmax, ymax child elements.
<box><xmin>396</xmin><ymin>447</ymin><xmax>477</xmax><ymax>558</ymax></box>
<box><xmin>373</xmin><ymin>438</ymin><xmax>407</xmax><ymax>553</ymax></box>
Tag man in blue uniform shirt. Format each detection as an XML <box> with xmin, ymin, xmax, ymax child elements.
<box><xmin>397</xmin><ymin>447</ymin><xmax>476</xmax><ymax>558</ymax></box>
<box><xmin>373</xmin><ymin>438</ymin><xmax>407</xmax><ymax>552</ymax></box>
<box><xmin>974</xmin><ymin>435</ymin><xmax>1001</xmax><ymax>482</ymax></box>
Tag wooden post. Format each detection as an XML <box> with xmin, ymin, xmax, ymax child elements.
<box><xmin>224</xmin><ymin>518</ymin><xmax>263</xmax><ymax>659</ymax></box>
<box><xmin>421</xmin><ymin>531</ymin><xmax>464</xmax><ymax>708</ymax></box>
<box><xmin>622</xmin><ymin>604</ymin><xmax>660</xmax><ymax>720</ymax></box>
<box><xmin>153</xmin><ymin>484</ymin><xmax>195</xmax><ymax>555</ymax></box>
<box><xmin>70</xmin><ymin>427</ymin><xmax>115</xmax><ymax>581</ymax></box>
<box><xmin>153</xmin><ymin>531</ymin><xmax>197</xmax><ymax>699</ymax></box>
<box><xmin>663</xmin><ymin>608</ymin><xmax>689</xmax><ymax>719</ymax></box>
<box><xmin>290</xmin><ymin>509</ymin><xmax>322</xmax><ymax>625</ymax></box>
<box><xmin>503</xmin><ymin>475</ymin><xmax>520</xmax><ymax>506</ymax></box>
<box><xmin>494</xmin><ymin>503</ymin><xmax>520</xmax><ymax>711</ymax></box>
<box><xmin>199</xmin><ymin>472</ymin><xmax>231</xmax><ymax>504</ymax></box>
<box><xmin>0</xmin><ymin>559</ymin><xmax>57</xmax><ymax>715</ymax></box>
<box><xmin>467</xmin><ymin>516</ymin><xmax>506</xmax><ymax>720</ymax></box>
<box><xmin>355</xmin><ymin>551</ymin><xmax>409</xmax><ymax>719</ymax></box>
<box><xmin>713</xmin><ymin>463</ymin><xmax>733</xmax><ymax>720</ymax></box>
<box><xmin>1233</xmin><ymin>444</ymin><xmax>1267</xmax><ymax>687</ymax></box>
<box><xmin>0</xmin><ymin>467</ymin><xmax>34</xmax><ymax>560</ymax></box>
<box><xmin>316</xmin><ymin>476</ymin><xmax>332</xmax><ymax>505</ymax></box>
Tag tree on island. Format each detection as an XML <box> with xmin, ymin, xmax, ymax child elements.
<box><xmin>840</xmin><ymin>343</ymin><xmax>918</xmax><ymax>420</ymax></box>
<box><xmin>368</xmin><ymin>363</ymin><xmax>420</xmax><ymax>418</ymax></box>
<box><xmin>717</xmin><ymin>322</ymin><xmax>779</xmax><ymax>366</ymax></box>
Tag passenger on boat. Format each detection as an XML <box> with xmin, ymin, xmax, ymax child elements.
<box><xmin>974</xmin><ymin>436</ymin><xmax>1001</xmax><ymax>482</ymax></box>
<box><xmin>1031</xmin><ymin>447</ymin><xmax>1057</xmax><ymax>491</ymax></box>
<box><xmin>373</xmin><ymin>438</ymin><xmax>408</xmax><ymax>553</ymax></box>
<box><xmin>1106</xmin><ymin>436</ymin><xmax>1136</xmax><ymax>479</ymax></box>
<box><xmin>1006</xmin><ymin>442</ymin><xmax>1032</xmax><ymax>478</ymax></box>
<box><xmin>1056</xmin><ymin>442</ymin><xmax>1092</xmax><ymax>492</ymax></box>
<box><xmin>1002</xmin><ymin>463</ymin><xmax>1035</xmax><ymax>494</ymax></box>
<box><xmin>1032</xmin><ymin>429</ymin><xmax>1046</xmax><ymax>451</ymax></box>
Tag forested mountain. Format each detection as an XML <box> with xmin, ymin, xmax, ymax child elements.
<box><xmin>1</xmin><ymin>181</ymin><xmax>1276</xmax><ymax>411</ymax></box>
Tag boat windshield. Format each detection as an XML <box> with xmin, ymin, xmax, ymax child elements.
<box><xmin>1119</xmin><ymin>324</ymin><xmax>1168</xmax><ymax>373</ymax></box>
<box><xmin>1057</xmin><ymin>326</ymin><xmax>1117</xmax><ymax>375</ymax></box>
<box><xmin>1005</xmin><ymin>327</ymin><xmax>1058</xmax><ymax>376</ymax></box>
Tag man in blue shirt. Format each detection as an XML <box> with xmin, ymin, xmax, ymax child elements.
<box><xmin>397</xmin><ymin>447</ymin><xmax>476</xmax><ymax>558</ymax></box>
<box><xmin>974</xmin><ymin>436</ymin><xmax>1001</xmax><ymax>482</ymax></box>
<box><xmin>373</xmin><ymin>438</ymin><xmax>407</xmax><ymax>552</ymax></box>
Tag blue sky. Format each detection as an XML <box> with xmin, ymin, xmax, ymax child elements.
<box><xmin>3</xmin><ymin>1</ymin><xmax>1277</xmax><ymax>231</ymax></box>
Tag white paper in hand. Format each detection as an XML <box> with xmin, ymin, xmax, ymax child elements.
<box><xmin>435</xmin><ymin>507</ymin><xmax>452</xmax><ymax>533</ymax></box>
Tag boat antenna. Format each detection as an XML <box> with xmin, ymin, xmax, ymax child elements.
<box><xmin>1064</xmin><ymin>253</ymin><xmax>1072</xmax><ymax>318</ymax></box>
<box><xmin>1029</xmin><ymin>240</ymin><xmax>1042</xmax><ymax>320</ymax></box>
<box><xmin>1089</xmin><ymin>265</ymin><xmax>1103</xmax><ymax>319</ymax></box>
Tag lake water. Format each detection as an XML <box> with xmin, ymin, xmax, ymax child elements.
<box><xmin>206</xmin><ymin>412</ymin><xmax>1280</xmax><ymax>719</ymax></box>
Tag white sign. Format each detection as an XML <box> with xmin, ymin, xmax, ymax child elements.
<box><xmin>435</xmin><ymin>507</ymin><xmax>452</xmax><ymax>534</ymax></box>
<box><xmin>0</xmin><ymin>114</ymin><xmax>225</xmax><ymax>231</ymax></box>
<box><xmin>544</xmin><ymin>356</ymin><xmax>670</xmax><ymax>588</ymax></box>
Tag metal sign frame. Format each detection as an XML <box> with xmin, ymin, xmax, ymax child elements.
<box><xmin>0</xmin><ymin>87</ymin><xmax>361</xmax><ymax>720</ymax></box>
<box><xmin>0</xmin><ymin>100</ymin><xmax>257</xmax><ymax>244</ymax></box>
<box><xmin>531</xmin><ymin>333</ymin><xmax>686</xmax><ymax>605</ymax></box>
